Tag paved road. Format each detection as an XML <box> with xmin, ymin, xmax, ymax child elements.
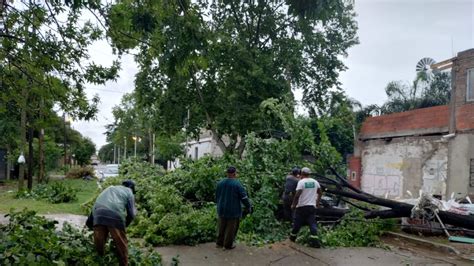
<box><xmin>0</xmin><ymin>213</ymin><xmax>87</xmax><ymax>230</ymax></box>
<box><xmin>156</xmin><ymin>241</ymin><xmax>468</xmax><ymax>266</ymax></box>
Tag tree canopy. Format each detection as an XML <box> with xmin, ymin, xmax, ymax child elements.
<box><xmin>0</xmin><ymin>0</ymin><xmax>118</xmax><ymax>188</ymax></box>
<box><xmin>104</xmin><ymin>0</ymin><xmax>358</xmax><ymax>156</ymax></box>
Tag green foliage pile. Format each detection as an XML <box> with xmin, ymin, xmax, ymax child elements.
<box><xmin>66</xmin><ymin>166</ymin><xmax>96</xmax><ymax>179</ymax></box>
<box><xmin>299</xmin><ymin>209</ymin><xmax>396</xmax><ymax>247</ymax></box>
<box><xmin>120</xmin><ymin>161</ymin><xmax>217</xmax><ymax>246</ymax></box>
<box><xmin>16</xmin><ymin>182</ymin><xmax>78</xmax><ymax>204</ymax></box>
<box><xmin>0</xmin><ymin>210</ymin><xmax>161</xmax><ymax>266</ymax></box>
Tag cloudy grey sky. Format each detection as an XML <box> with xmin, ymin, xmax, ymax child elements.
<box><xmin>73</xmin><ymin>0</ymin><xmax>474</xmax><ymax>150</ymax></box>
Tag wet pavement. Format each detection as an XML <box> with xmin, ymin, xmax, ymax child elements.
<box><xmin>155</xmin><ymin>241</ymin><xmax>469</xmax><ymax>266</ymax></box>
<box><xmin>0</xmin><ymin>213</ymin><xmax>87</xmax><ymax>230</ymax></box>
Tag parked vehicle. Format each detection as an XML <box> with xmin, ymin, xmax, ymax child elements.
<box><xmin>97</xmin><ymin>164</ymin><xmax>119</xmax><ymax>181</ymax></box>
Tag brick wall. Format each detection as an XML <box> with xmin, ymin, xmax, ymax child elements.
<box><xmin>347</xmin><ymin>155</ymin><xmax>361</xmax><ymax>189</ymax></box>
<box><xmin>360</xmin><ymin>105</ymin><xmax>449</xmax><ymax>139</ymax></box>
<box><xmin>454</xmin><ymin>49</ymin><xmax>474</xmax><ymax>131</ymax></box>
<box><xmin>456</xmin><ymin>103</ymin><xmax>474</xmax><ymax>131</ymax></box>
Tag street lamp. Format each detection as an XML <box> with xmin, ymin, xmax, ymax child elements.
<box><xmin>132</xmin><ymin>136</ymin><xmax>141</xmax><ymax>158</ymax></box>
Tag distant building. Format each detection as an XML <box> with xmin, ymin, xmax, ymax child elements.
<box><xmin>167</xmin><ymin>130</ymin><xmax>225</xmax><ymax>170</ymax></box>
<box><xmin>348</xmin><ymin>48</ymin><xmax>474</xmax><ymax>200</ymax></box>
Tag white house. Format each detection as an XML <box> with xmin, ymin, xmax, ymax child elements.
<box><xmin>167</xmin><ymin>130</ymin><xmax>225</xmax><ymax>170</ymax></box>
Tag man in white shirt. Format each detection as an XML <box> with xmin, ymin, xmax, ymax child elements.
<box><xmin>290</xmin><ymin>167</ymin><xmax>322</xmax><ymax>248</ymax></box>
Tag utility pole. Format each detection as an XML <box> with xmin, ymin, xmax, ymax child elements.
<box><xmin>117</xmin><ymin>146</ymin><xmax>121</xmax><ymax>164</ymax></box>
<box><xmin>63</xmin><ymin>113</ymin><xmax>67</xmax><ymax>167</ymax></box>
<box><xmin>113</xmin><ymin>144</ymin><xmax>116</xmax><ymax>164</ymax></box>
<box><xmin>134</xmin><ymin>136</ymin><xmax>137</xmax><ymax>158</ymax></box>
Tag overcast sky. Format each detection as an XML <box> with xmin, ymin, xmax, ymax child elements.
<box><xmin>72</xmin><ymin>0</ymin><xmax>474</xmax><ymax>150</ymax></box>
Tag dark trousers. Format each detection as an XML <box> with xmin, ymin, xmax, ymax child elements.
<box><xmin>283</xmin><ymin>199</ymin><xmax>294</xmax><ymax>222</ymax></box>
<box><xmin>94</xmin><ymin>225</ymin><xmax>128</xmax><ymax>266</ymax></box>
<box><xmin>290</xmin><ymin>206</ymin><xmax>320</xmax><ymax>247</ymax></box>
<box><xmin>216</xmin><ymin>217</ymin><xmax>240</xmax><ymax>249</ymax></box>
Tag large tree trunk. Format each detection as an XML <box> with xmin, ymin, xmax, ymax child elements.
<box><xmin>212</xmin><ymin>129</ymin><xmax>228</xmax><ymax>155</ymax></box>
<box><xmin>315</xmin><ymin>207</ymin><xmax>349</xmax><ymax>219</ymax></box>
<box><xmin>323</xmin><ymin>188</ymin><xmax>414</xmax><ymax>210</ymax></box>
<box><xmin>151</xmin><ymin>133</ymin><xmax>155</xmax><ymax>165</ymax></box>
<box><xmin>38</xmin><ymin>129</ymin><xmax>44</xmax><ymax>183</ymax></box>
<box><xmin>324</xmin><ymin>187</ymin><xmax>474</xmax><ymax>230</ymax></box>
<box><xmin>38</xmin><ymin>97</ymin><xmax>44</xmax><ymax>183</ymax></box>
<box><xmin>148</xmin><ymin>128</ymin><xmax>153</xmax><ymax>164</ymax></box>
<box><xmin>6</xmin><ymin>145</ymin><xmax>10</xmax><ymax>180</ymax></box>
<box><xmin>365</xmin><ymin>209</ymin><xmax>401</xmax><ymax>219</ymax></box>
<box><xmin>27</xmin><ymin>123</ymin><xmax>33</xmax><ymax>190</ymax></box>
<box><xmin>237</xmin><ymin>137</ymin><xmax>246</xmax><ymax>159</ymax></box>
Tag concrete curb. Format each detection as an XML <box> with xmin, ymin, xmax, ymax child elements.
<box><xmin>385</xmin><ymin>231</ymin><xmax>474</xmax><ymax>262</ymax></box>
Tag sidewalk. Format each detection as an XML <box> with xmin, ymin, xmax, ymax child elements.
<box><xmin>0</xmin><ymin>213</ymin><xmax>87</xmax><ymax>230</ymax></box>
<box><xmin>383</xmin><ymin>231</ymin><xmax>474</xmax><ymax>262</ymax></box>
<box><xmin>155</xmin><ymin>241</ymin><xmax>465</xmax><ymax>266</ymax></box>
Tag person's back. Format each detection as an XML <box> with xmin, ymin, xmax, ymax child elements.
<box><xmin>93</xmin><ymin>185</ymin><xmax>134</xmax><ymax>229</ymax></box>
<box><xmin>290</xmin><ymin>168</ymin><xmax>322</xmax><ymax>248</ymax></box>
<box><xmin>282</xmin><ymin>174</ymin><xmax>299</xmax><ymax>201</ymax></box>
<box><xmin>216</xmin><ymin>178</ymin><xmax>247</xmax><ymax>218</ymax></box>
<box><xmin>215</xmin><ymin>166</ymin><xmax>251</xmax><ymax>250</ymax></box>
<box><xmin>282</xmin><ymin>168</ymin><xmax>300</xmax><ymax>222</ymax></box>
<box><xmin>295</xmin><ymin>177</ymin><xmax>319</xmax><ymax>208</ymax></box>
<box><xmin>92</xmin><ymin>180</ymin><xmax>136</xmax><ymax>266</ymax></box>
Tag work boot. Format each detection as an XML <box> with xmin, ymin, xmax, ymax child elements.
<box><xmin>289</xmin><ymin>233</ymin><xmax>297</xmax><ymax>242</ymax></box>
<box><xmin>309</xmin><ymin>236</ymin><xmax>321</xmax><ymax>248</ymax></box>
<box><xmin>224</xmin><ymin>244</ymin><xmax>236</xmax><ymax>250</ymax></box>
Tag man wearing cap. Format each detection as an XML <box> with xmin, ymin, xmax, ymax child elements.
<box><xmin>281</xmin><ymin>167</ymin><xmax>300</xmax><ymax>222</ymax></box>
<box><xmin>290</xmin><ymin>167</ymin><xmax>322</xmax><ymax>248</ymax></box>
<box><xmin>92</xmin><ymin>180</ymin><xmax>136</xmax><ymax>266</ymax></box>
<box><xmin>216</xmin><ymin>166</ymin><xmax>252</xmax><ymax>250</ymax></box>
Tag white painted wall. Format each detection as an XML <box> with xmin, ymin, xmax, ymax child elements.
<box><xmin>361</xmin><ymin>137</ymin><xmax>448</xmax><ymax>199</ymax></box>
<box><xmin>447</xmin><ymin>134</ymin><xmax>474</xmax><ymax>198</ymax></box>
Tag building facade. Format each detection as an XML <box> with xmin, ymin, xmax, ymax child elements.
<box><xmin>167</xmin><ymin>130</ymin><xmax>225</xmax><ymax>170</ymax></box>
<box><xmin>348</xmin><ymin>48</ymin><xmax>474</xmax><ymax>200</ymax></box>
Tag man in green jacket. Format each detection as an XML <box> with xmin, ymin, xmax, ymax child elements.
<box><xmin>92</xmin><ymin>180</ymin><xmax>136</xmax><ymax>266</ymax></box>
<box><xmin>216</xmin><ymin>166</ymin><xmax>252</xmax><ymax>250</ymax></box>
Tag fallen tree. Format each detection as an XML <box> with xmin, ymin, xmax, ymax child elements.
<box><xmin>314</xmin><ymin>173</ymin><xmax>474</xmax><ymax>230</ymax></box>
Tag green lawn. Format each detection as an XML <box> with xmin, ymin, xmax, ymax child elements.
<box><xmin>0</xmin><ymin>179</ymin><xmax>98</xmax><ymax>215</ymax></box>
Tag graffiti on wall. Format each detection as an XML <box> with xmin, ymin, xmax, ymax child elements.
<box><xmin>362</xmin><ymin>160</ymin><xmax>404</xmax><ymax>197</ymax></box>
<box><xmin>422</xmin><ymin>159</ymin><xmax>447</xmax><ymax>196</ymax></box>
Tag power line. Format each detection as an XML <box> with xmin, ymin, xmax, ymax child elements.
<box><xmin>86</xmin><ymin>87</ymin><xmax>131</xmax><ymax>94</ymax></box>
